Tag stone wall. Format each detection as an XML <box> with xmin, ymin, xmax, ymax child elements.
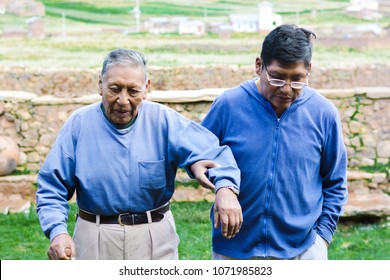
<box><xmin>0</xmin><ymin>87</ymin><xmax>389</xmax><ymax>180</ymax></box>
<box><xmin>1</xmin><ymin>64</ymin><xmax>390</xmax><ymax>97</ymax></box>
<box><xmin>1</xmin><ymin>87</ymin><xmax>390</xmax><ymax>216</ymax></box>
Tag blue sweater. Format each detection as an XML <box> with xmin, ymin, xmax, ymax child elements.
<box><xmin>36</xmin><ymin>101</ymin><xmax>240</xmax><ymax>240</ymax></box>
<box><xmin>202</xmin><ymin>79</ymin><xmax>347</xmax><ymax>259</ymax></box>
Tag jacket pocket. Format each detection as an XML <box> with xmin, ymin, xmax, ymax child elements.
<box><xmin>139</xmin><ymin>158</ymin><xmax>166</xmax><ymax>189</ymax></box>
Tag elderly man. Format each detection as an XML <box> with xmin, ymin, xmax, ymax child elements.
<box><xmin>36</xmin><ymin>49</ymin><xmax>242</xmax><ymax>260</ymax></box>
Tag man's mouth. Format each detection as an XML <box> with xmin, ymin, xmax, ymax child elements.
<box><xmin>277</xmin><ymin>95</ymin><xmax>292</xmax><ymax>101</ymax></box>
<box><xmin>114</xmin><ymin>109</ymin><xmax>131</xmax><ymax>117</ymax></box>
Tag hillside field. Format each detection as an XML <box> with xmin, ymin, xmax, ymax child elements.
<box><xmin>0</xmin><ymin>0</ymin><xmax>389</xmax><ymax>69</ymax></box>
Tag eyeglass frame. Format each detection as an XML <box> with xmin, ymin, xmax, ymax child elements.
<box><xmin>263</xmin><ymin>65</ymin><xmax>309</xmax><ymax>90</ymax></box>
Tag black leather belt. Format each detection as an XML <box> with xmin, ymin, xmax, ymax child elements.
<box><xmin>78</xmin><ymin>203</ymin><xmax>170</xmax><ymax>226</ymax></box>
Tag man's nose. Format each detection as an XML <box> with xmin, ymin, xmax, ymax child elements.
<box><xmin>117</xmin><ymin>90</ymin><xmax>129</xmax><ymax>104</ymax></box>
<box><xmin>280</xmin><ymin>82</ymin><xmax>294</xmax><ymax>93</ymax></box>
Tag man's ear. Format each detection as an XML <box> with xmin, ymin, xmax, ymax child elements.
<box><xmin>98</xmin><ymin>76</ymin><xmax>103</xmax><ymax>96</ymax></box>
<box><xmin>143</xmin><ymin>79</ymin><xmax>151</xmax><ymax>100</ymax></box>
<box><xmin>255</xmin><ymin>57</ymin><xmax>262</xmax><ymax>76</ymax></box>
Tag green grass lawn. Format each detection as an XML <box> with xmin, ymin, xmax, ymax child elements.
<box><xmin>0</xmin><ymin>201</ymin><xmax>389</xmax><ymax>260</ymax></box>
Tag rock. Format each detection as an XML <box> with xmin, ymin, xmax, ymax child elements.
<box><xmin>372</xmin><ymin>173</ymin><xmax>387</xmax><ymax>183</ymax></box>
<box><xmin>0</xmin><ymin>174</ymin><xmax>37</xmax><ymax>202</ymax></box>
<box><xmin>360</xmin><ymin>158</ymin><xmax>375</xmax><ymax>166</ymax></box>
<box><xmin>377</xmin><ymin>141</ymin><xmax>390</xmax><ymax>158</ymax></box>
<box><xmin>8</xmin><ymin>199</ymin><xmax>31</xmax><ymax>214</ymax></box>
<box><xmin>0</xmin><ymin>136</ymin><xmax>19</xmax><ymax>176</ymax></box>
<box><xmin>0</xmin><ymin>193</ymin><xmax>9</xmax><ymax>214</ymax></box>
<box><xmin>0</xmin><ymin>193</ymin><xmax>31</xmax><ymax>214</ymax></box>
<box><xmin>347</xmin><ymin>170</ymin><xmax>373</xmax><ymax>180</ymax></box>
<box><xmin>344</xmin><ymin>190</ymin><xmax>390</xmax><ymax>218</ymax></box>
<box><xmin>349</xmin><ymin>121</ymin><xmax>363</xmax><ymax>134</ymax></box>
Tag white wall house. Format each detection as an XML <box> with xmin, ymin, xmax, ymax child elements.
<box><xmin>346</xmin><ymin>0</ymin><xmax>382</xmax><ymax>20</ymax></box>
<box><xmin>347</xmin><ymin>0</ymin><xmax>379</xmax><ymax>11</ymax></box>
<box><xmin>144</xmin><ymin>17</ymin><xmax>205</xmax><ymax>35</ymax></box>
<box><xmin>258</xmin><ymin>1</ymin><xmax>282</xmax><ymax>32</ymax></box>
<box><xmin>229</xmin><ymin>14</ymin><xmax>258</xmax><ymax>33</ymax></box>
<box><xmin>178</xmin><ymin>20</ymin><xmax>206</xmax><ymax>36</ymax></box>
<box><xmin>1</xmin><ymin>0</ymin><xmax>45</xmax><ymax>17</ymax></box>
<box><xmin>144</xmin><ymin>17</ymin><xmax>189</xmax><ymax>34</ymax></box>
<box><xmin>229</xmin><ymin>1</ymin><xmax>282</xmax><ymax>33</ymax></box>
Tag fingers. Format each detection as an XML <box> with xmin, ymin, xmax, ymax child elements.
<box><xmin>47</xmin><ymin>246</ymin><xmax>59</xmax><ymax>260</ymax></box>
<box><xmin>190</xmin><ymin>160</ymin><xmax>219</xmax><ymax>177</ymax></box>
<box><xmin>232</xmin><ymin>211</ymin><xmax>243</xmax><ymax>237</ymax></box>
<box><xmin>197</xmin><ymin>160</ymin><xmax>221</xmax><ymax>169</ymax></box>
<box><xmin>66</xmin><ymin>237</ymin><xmax>77</xmax><ymax>260</ymax></box>
<box><xmin>214</xmin><ymin>209</ymin><xmax>242</xmax><ymax>239</ymax></box>
<box><xmin>217</xmin><ymin>209</ymin><xmax>242</xmax><ymax>239</ymax></box>
<box><xmin>47</xmin><ymin>233</ymin><xmax>76</xmax><ymax>260</ymax></box>
<box><xmin>197</xmin><ymin>173</ymin><xmax>215</xmax><ymax>190</ymax></box>
<box><xmin>65</xmin><ymin>246</ymin><xmax>76</xmax><ymax>260</ymax></box>
<box><xmin>190</xmin><ymin>160</ymin><xmax>221</xmax><ymax>191</ymax></box>
<box><xmin>226</xmin><ymin>210</ymin><xmax>242</xmax><ymax>238</ymax></box>
<box><xmin>214</xmin><ymin>210</ymin><xmax>220</xmax><ymax>230</ymax></box>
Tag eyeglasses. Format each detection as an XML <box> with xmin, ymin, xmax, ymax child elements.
<box><xmin>264</xmin><ymin>67</ymin><xmax>308</xmax><ymax>90</ymax></box>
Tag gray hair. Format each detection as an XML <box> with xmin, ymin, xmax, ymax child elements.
<box><xmin>101</xmin><ymin>49</ymin><xmax>148</xmax><ymax>81</ymax></box>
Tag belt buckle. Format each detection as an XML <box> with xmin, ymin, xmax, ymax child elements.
<box><xmin>118</xmin><ymin>213</ymin><xmax>135</xmax><ymax>226</ymax></box>
<box><xmin>118</xmin><ymin>213</ymin><xmax>125</xmax><ymax>226</ymax></box>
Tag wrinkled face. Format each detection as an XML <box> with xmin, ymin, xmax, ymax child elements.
<box><xmin>256</xmin><ymin>58</ymin><xmax>311</xmax><ymax>117</ymax></box>
<box><xmin>99</xmin><ymin>64</ymin><xmax>149</xmax><ymax>125</ymax></box>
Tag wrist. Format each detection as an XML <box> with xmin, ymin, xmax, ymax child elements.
<box><xmin>216</xmin><ymin>186</ymin><xmax>239</xmax><ymax>196</ymax></box>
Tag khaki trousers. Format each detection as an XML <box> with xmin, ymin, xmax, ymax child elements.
<box><xmin>73</xmin><ymin>210</ymin><xmax>180</xmax><ymax>260</ymax></box>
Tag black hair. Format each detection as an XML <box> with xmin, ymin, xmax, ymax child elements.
<box><xmin>261</xmin><ymin>24</ymin><xmax>316</xmax><ymax>68</ymax></box>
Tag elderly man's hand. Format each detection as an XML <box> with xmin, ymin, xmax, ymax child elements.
<box><xmin>47</xmin><ymin>233</ymin><xmax>76</xmax><ymax>260</ymax></box>
<box><xmin>190</xmin><ymin>160</ymin><xmax>220</xmax><ymax>191</ymax></box>
<box><xmin>214</xmin><ymin>188</ymin><xmax>242</xmax><ymax>239</ymax></box>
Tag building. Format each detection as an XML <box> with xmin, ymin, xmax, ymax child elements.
<box><xmin>348</xmin><ymin>0</ymin><xmax>379</xmax><ymax>11</ymax></box>
<box><xmin>178</xmin><ymin>20</ymin><xmax>205</xmax><ymax>36</ymax></box>
<box><xmin>26</xmin><ymin>16</ymin><xmax>44</xmax><ymax>37</ymax></box>
<box><xmin>144</xmin><ymin>1</ymin><xmax>282</xmax><ymax>36</ymax></box>
<box><xmin>0</xmin><ymin>0</ymin><xmax>45</xmax><ymax>38</ymax></box>
<box><xmin>345</xmin><ymin>0</ymin><xmax>382</xmax><ymax>20</ymax></box>
<box><xmin>144</xmin><ymin>17</ymin><xmax>178</xmax><ymax>34</ymax></box>
<box><xmin>0</xmin><ymin>0</ymin><xmax>11</xmax><ymax>15</ymax></box>
<box><xmin>0</xmin><ymin>0</ymin><xmax>45</xmax><ymax>17</ymax></box>
<box><xmin>258</xmin><ymin>1</ymin><xmax>282</xmax><ymax>32</ymax></box>
<box><xmin>144</xmin><ymin>17</ymin><xmax>206</xmax><ymax>36</ymax></box>
<box><xmin>228</xmin><ymin>1</ymin><xmax>282</xmax><ymax>33</ymax></box>
<box><xmin>229</xmin><ymin>14</ymin><xmax>258</xmax><ymax>33</ymax></box>
<box><xmin>378</xmin><ymin>0</ymin><xmax>390</xmax><ymax>16</ymax></box>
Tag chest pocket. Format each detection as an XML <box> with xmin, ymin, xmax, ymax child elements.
<box><xmin>139</xmin><ymin>158</ymin><xmax>166</xmax><ymax>189</ymax></box>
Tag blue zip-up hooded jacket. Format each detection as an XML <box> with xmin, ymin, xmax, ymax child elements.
<box><xmin>202</xmin><ymin>79</ymin><xmax>348</xmax><ymax>259</ymax></box>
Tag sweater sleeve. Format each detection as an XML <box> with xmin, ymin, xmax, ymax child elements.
<box><xmin>36</xmin><ymin>125</ymin><xmax>77</xmax><ymax>241</ymax></box>
<box><xmin>317</xmin><ymin>111</ymin><xmax>348</xmax><ymax>244</ymax></box>
<box><xmin>175</xmin><ymin>120</ymin><xmax>240</xmax><ymax>193</ymax></box>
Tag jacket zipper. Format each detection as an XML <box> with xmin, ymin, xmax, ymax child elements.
<box><xmin>262</xmin><ymin>117</ymin><xmax>281</xmax><ymax>256</ymax></box>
